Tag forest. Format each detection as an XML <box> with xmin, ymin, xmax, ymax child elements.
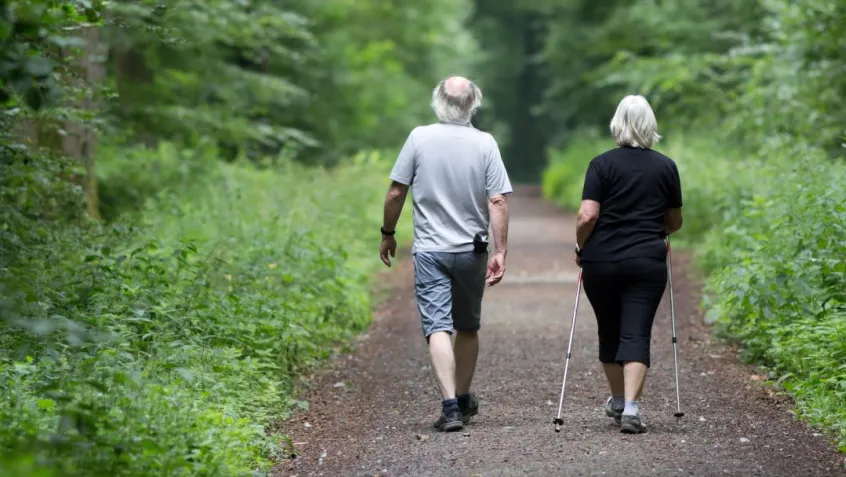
<box><xmin>1</xmin><ymin>0</ymin><xmax>844</xmax><ymax>475</ymax></box>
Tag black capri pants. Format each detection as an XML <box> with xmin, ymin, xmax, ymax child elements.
<box><xmin>581</xmin><ymin>257</ymin><xmax>667</xmax><ymax>368</ymax></box>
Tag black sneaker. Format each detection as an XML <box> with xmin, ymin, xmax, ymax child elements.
<box><xmin>432</xmin><ymin>409</ymin><xmax>464</xmax><ymax>432</ymax></box>
<box><xmin>620</xmin><ymin>414</ymin><xmax>647</xmax><ymax>434</ymax></box>
<box><xmin>458</xmin><ymin>393</ymin><xmax>479</xmax><ymax>424</ymax></box>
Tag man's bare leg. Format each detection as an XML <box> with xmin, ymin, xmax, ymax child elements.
<box><xmin>428</xmin><ymin>331</ymin><xmax>456</xmax><ymax>399</ymax></box>
<box><xmin>428</xmin><ymin>331</ymin><xmax>464</xmax><ymax>431</ymax></box>
<box><xmin>454</xmin><ymin>331</ymin><xmax>479</xmax><ymax>395</ymax></box>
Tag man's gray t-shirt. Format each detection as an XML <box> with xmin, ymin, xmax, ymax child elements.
<box><xmin>389</xmin><ymin>122</ymin><xmax>513</xmax><ymax>253</ymax></box>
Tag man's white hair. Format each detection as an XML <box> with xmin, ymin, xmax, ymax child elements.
<box><xmin>610</xmin><ymin>95</ymin><xmax>661</xmax><ymax>149</ymax></box>
<box><xmin>431</xmin><ymin>76</ymin><xmax>482</xmax><ymax>124</ymax></box>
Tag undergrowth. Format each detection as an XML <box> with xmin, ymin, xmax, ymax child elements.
<box><xmin>0</xmin><ymin>142</ymin><xmax>409</xmax><ymax>476</ymax></box>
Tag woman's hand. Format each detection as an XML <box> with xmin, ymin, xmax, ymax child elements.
<box><xmin>574</xmin><ymin>251</ymin><xmax>581</xmax><ymax>267</ymax></box>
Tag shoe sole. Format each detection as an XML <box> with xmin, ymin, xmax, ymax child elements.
<box><xmin>620</xmin><ymin>422</ymin><xmax>646</xmax><ymax>434</ymax></box>
<box><xmin>438</xmin><ymin>420</ymin><xmax>464</xmax><ymax>432</ymax></box>
<box><xmin>461</xmin><ymin>408</ymin><xmax>478</xmax><ymax>424</ymax></box>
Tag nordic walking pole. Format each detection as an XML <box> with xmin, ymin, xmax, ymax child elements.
<box><xmin>666</xmin><ymin>235</ymin><xmax>685</xmax><ymax>419</ymax></box>
<box><xmin>553</xmin><ymin>269</ymin><xmax>582</xmax><ymax>432</ymax></box>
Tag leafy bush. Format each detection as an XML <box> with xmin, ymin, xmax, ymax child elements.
<box><xmin>96</xmin><ymin>142</ymin><xmax>213</xmax><ymax>221</ymax></box>
<box><xmin>542</xmin><ymin>133</ymin><xmax>846</xmax><ymax>451</ymax></box>
<box><xmin>540</xmin><ymin>131</ymin><xmax>605</xmax><ymax>212</ymax></box>
<box><xmin>702</xmin><ymin>141</ymin><xmax>846</xmax><ymax>451</ymax></box>
<box><xmin>0</xmin><ymin>143</ymin><xmax>408</xmax><ymax>476</ymax></box>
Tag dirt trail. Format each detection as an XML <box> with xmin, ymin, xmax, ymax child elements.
<box><xmin>274</xmin><ymin>186</ymin><xmax>845</xmax><ymax>477</ymax></box>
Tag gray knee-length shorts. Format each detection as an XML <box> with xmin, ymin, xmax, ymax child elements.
<box><xmin>412</xmin><ymin>251</ymin><xmax>487</xmax><ymax>338</ymax></box>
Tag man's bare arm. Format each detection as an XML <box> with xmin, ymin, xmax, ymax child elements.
<box><xmin>488</xmin><ymin>194</ymin><xmax>509</xmax><ymax>255</ymax></box>
<box><xmin>382</xmin><ymin>181</ymin><xmax>409</xmax><ymax>231</ymax></box>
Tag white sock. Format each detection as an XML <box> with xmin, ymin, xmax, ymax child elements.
<box><xmin>623</xmin><ymin>400</ymin><xmax>640</xmax><ymax>416</ymax></box>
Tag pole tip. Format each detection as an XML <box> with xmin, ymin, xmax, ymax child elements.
<box><xmin>674</xmin><ymin>412</ymin><xmax>685</xmax><ymax>418</ymax></box>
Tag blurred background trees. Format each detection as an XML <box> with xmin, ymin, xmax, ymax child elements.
<box><xmin>471</xmin><ymin>0</ymin><xmax>844</xmax><ymax>179</ymax></box>
<box><xmin>5</xmin><ymin>0</ymin><xmax>842</xmax><ymax>195</ymax></box>
<box><xmin>2</xmin><ymin>0</ymin><xmax>479</xmax><ymax>224</ymax></box>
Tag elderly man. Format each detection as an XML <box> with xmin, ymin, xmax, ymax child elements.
<box><xmin>378</xmin><ymin>76</ymin><xmax>512</xmax><ymax>432</ymax></box>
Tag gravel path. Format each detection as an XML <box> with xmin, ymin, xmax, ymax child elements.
<box><xmin>273</xmin><ymin>186</ymin><xmax>845</xmax><ymax>477</ymax></box>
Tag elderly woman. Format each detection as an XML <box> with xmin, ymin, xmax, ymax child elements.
<box><xmin>574</xmin><ymin>95</ymin><xmax>684</xmax><ymax>434</ymax></box>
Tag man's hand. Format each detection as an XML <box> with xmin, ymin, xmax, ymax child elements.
<box><xmin>574</xmin><ymin>252</ymin><xmax>581</xmax><ymax>267</ymax></box>
<box><xmin>380</xmin><ymin>236</ymin><xmax>397</xmax><ymax>267</ymax></box>
<box><xmin>380</xmin><ymin>181</ymin><xmax>408</xmax><ymax>267</ymax></box>
<box><xmin>485</xmin><ymin>252</ymin><xmax>506</xmax><ymax>286</ymax></box>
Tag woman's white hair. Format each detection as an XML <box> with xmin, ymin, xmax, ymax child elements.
<box><xmin>431</xmin><ymin>76</ymin><xmax>482</xmax><ymax>124</ymax></box>
<box><xmin>610</xmin><ymin>95</ymin><xmax>661</xmax><ymax>149</ymax></box>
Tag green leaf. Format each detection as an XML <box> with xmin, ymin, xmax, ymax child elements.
<box><xmin>24</xmin><ymin>87</ymin><xmax>43</xmax><ymax>111</ymax></box>
<box><xmin>37</xmin><ymin>399</ymin><xmax>56</xmax><ymax>412</ymax></box>
<box><xmin>24</xmin><ymin>57</ymin><xmax>53</xmax><ymax>78</ymax></box>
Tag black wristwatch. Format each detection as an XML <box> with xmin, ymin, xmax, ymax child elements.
<box><xmin>380</xmin><ymin>226</ymin><xmax>395</xmax><ymax>237</ymax></box>
<box><xmin>574</xmin><ymin>245</ymin><xmax>582</xmax><ymax>256</ymax></box>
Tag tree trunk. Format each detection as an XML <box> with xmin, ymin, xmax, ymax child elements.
<box><xmin>61</xmin><ymin>26</ymin><xmax>107</xmax><ymax>220</ymax></box>
<box><xmin>113</xmin><ymin>45</ymin><xmax>158</xmax><ymax>148</ymax></box>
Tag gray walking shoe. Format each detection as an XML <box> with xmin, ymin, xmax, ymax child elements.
<box><xmin>620</xmin><ymin>414</ymin><xmax>647</xmax><ymax>434</ymax></box>
<box><xmin>604</xmin><ymin>397</ymin><xmax>624</xmax><ymax>424</ymax></box>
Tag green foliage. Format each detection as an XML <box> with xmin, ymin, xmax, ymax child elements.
<box><xmin>103</xmin><ymin>0</ymin><xmax>317</xmax><ymax>159</ymax></box>
<box><xmin>724</xmin><ymin>0</ymin><xmax>846</xmax><ymax>154</ymax></box>
<box><xmin>3</xmin><ymin>0</ymin><xmax>478</xmax><ymax>169</ymax></box>
<box><xmin>1</xmin><ymin>1</ymin><xmax>103</xmax><ymax>110</ymax></box>
<box><xmin>578</xmin><ymin>0</ymin><xmax>764</xmax><ymax>130</ymax></box>
<box><xmin>472</xmin><ymin>0</ymin><xmax>844</xmax><ymax>180</ymax></box>
<box><xmin>104</xmin><ymin>0</ymin><xmax>479</xmax><ymax>163</ymax></box>
<box><xmin>95</xmin><ymin>142</ymin><xmax>211</xmax><ymax>221</ymax></box>
<box><xmin>701</xmin><ymin>142</ymin><xmax>846</xmax><ymax>451</ymax></box>
<box><xmin>0</xmin><ymin>143</ymin><xmax>409</xmax><ymax>476</ymax></box>
<box><xmin>540</xmin><ymin>131</ymin><xmax>605</xmax><ymax>211</ymax></box>
<box><xmin>296</xmin><ymin>0</ymin><xmax>478</xmax><ymax>161</ymax></box>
